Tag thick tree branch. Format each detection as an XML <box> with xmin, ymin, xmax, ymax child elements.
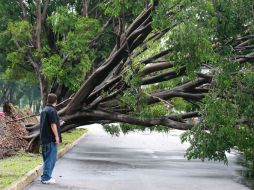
<box><xmin>147</xmin><ymin>77</ymin><xmax>211</xmax><ymax>104</ymax></box>
<box><xmin>142</xmin><ymin>66</ymin><xmax>186</xmax><ymax>85</ymax></box>
<box><xmin>140</xmin><ymin>61</ymin><xmax>174</xmax><ymax>76</ymax></box>
<box><xmin>141</xmin><ymin>49</ymin><xmax>171</xmax><ymax>64</ymax></box>
<box><xmin>148</xmin><ymin>91</ymin><xmax>205</xmax><ymax>103</ymax></box>
<box><xmin>65</xmin><ymin>5</ymin><xmax>156</xmax><ymax>114</ymax></box>
<box><xmin>87</xmin><ymin>76</ymin><xmax>122</xmax><ymax>102</ymax></box>
<box><xmin>62</xmin><ymin>109</ymin><xmax>192</xmax><ymax>130</ymax></box>
<box><xmin>165</xmin><ymin>111</ymin><xmax>200</xmax><ymax>122</ymax></box>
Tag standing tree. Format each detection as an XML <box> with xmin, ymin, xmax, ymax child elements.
<box><xmin>0</xmin><ymin>0</ymin><xmax>117</xmax><ymax>104</ymax></box>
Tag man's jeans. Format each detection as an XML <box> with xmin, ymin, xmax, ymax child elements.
<box><xmin>41</xmin><ymin>142</ymin><xmax>57</xmax><ymax>181</ymax></box>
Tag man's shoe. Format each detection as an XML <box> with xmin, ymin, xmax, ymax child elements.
<box><xmin>41</xmin><ymin>178</ymin><xmax>56</xmax><ymax>184</ymax></box>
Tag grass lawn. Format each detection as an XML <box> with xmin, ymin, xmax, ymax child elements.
<box><xmin>0</xmin><ymin>128</ymin><xmax>87</xmax><ymax>189</ymax></box>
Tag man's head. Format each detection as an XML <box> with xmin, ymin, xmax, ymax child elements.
<box><xmin>47</xmin><ymin>93</ymin><xmax>57</xmax><ymax>106</ymax></box>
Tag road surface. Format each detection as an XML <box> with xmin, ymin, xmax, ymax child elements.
<box><xmin>25</xmin><ymin>124</ymin><xmax>253</xmax><ymax>190</ymax></box>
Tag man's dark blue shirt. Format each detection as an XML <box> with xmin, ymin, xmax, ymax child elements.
<box><xmin>40</xmin><ymin>104</ymin><xmax>62</xmax><ymax>144</ymax></box>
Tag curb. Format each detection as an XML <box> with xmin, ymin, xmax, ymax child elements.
<box><xmin>3</xmin><ymin>131</ymin><xmax>88</xmax><ymax>190</ymax></box>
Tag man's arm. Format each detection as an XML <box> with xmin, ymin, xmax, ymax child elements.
<box><xmin>51</xmin><ymin>123</ymin><xmax>59</xmax><ymax>144</ymax></box>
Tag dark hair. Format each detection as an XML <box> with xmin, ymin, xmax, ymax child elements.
<box><xmin>47</xmin><ymin>93</ymin><xmax>57</xmax><ymax>104</ymax></box>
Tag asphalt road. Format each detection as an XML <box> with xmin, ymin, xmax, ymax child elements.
<box><xmin>24</xmin><ymin>124</ymin><xmax>253</xmax><ymax>190</ymax></box>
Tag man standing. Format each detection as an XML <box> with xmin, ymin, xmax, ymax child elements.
<box><xmin>40</xmin><ymin>93</ymin><xmax>64</xmax><ymax>184</ymax></box>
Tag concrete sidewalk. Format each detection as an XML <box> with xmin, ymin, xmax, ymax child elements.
<box><xmin>24</xmin><ymin>124</ymin><xmax>251</xmax><ymax>190</ymax></box>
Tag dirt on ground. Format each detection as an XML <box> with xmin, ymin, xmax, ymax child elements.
<box><xmin>0</xmin><ymin>105</ymin><xmax>38</xmax><ymax>158</ymax></box>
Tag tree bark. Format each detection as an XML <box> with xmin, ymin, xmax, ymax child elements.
<box><xmin>82</xmin><ymin>0</ymin><xmax>90</xmax><ymax>17</ymax></box>
<box><xmin>35</xmin><ymin>0</ymin><xmax>42</xmax><ymax>49</ymax></box>
<box><xmin>38</xmin><ymin>73</ymin><xmax>48</xmax><ymax>106</ymax></box>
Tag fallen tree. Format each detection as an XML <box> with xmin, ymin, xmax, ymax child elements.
<box><xmin>19</xmin><ymin>0</ymin><xmax>254</xmax><ymax>169</ymax></box>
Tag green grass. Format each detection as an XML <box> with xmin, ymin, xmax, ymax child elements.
<box><xmin>0</xmin><ymin>128</ymin><xmax>87</xmax><ymax>189</ymax></box>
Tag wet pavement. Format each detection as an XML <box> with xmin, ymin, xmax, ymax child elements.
<box><xmin>24</xmin><ymin>124</ymin><xmax>252</xmax><ymax>190</ymax></box>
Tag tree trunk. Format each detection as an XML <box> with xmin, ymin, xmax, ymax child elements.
<box><xmin>35</xmin><ymin>0</ymin><xmax>42</xmax><ymax>49</ymax></box>
<box><xmin>38</xmin><ymin>73</ymin><xmax>48</xmax><ymax>106</ymax></box>
<box><xmin>82</xmin><ymin>0</ymin><xmax>90</xmax><ymax>17</ymax></box>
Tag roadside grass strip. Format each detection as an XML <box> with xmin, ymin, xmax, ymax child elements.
<box><xmin>0</xmin><ymin>128</ymin><xmax>87</xmax><ymax>189</ymax></box>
